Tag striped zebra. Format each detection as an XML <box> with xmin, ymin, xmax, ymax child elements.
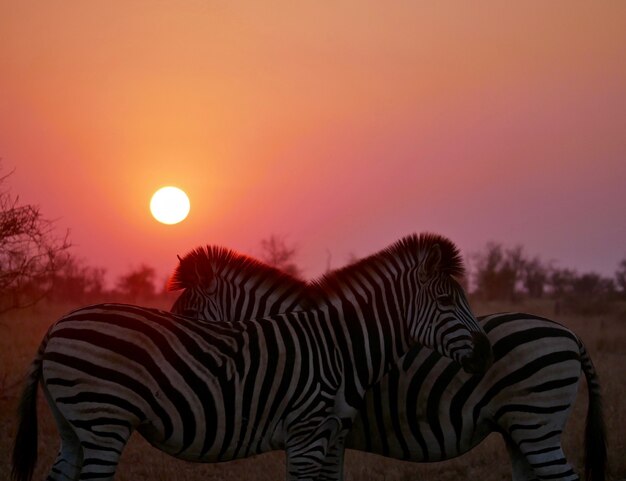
<box><xmin>168</xmin><ymin>246</ymin><xmax>606</xmax><ymax>481</ymax></box>
<box><xmin>12</xmin><ymin>233</ymin><xmax>492</xmax><ymax>481</ymax></box>
<box><xmin>349</xmin><ymin>312</ymin><xmax>606</xmax><ymax>481</ymax></box>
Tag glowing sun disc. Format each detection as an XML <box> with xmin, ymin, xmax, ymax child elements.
<box><xmin>150</xmin><ymin>186</ymin><xmax>190</xmax><ymax>225</ymax></box>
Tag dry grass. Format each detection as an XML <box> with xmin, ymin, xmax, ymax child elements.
<box><xmin>1</xmin><ymin>299</ymin><xmax>625</xmax><ymax>481</ymax></box>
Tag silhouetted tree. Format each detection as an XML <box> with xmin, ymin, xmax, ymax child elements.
<box><xmin>472</xmin><ymin>243</ymin><xmax>554</xmax><ymax>301</ymax></box>
<box><xmin>569</xmin><ymin>272</ymin><xmax>615</xmax><ymax>314</ymax></box>
<box><xmin>473</xmin><ymin>243</ymin><xmax>523</xmax><ymax>302</ymax></box>
<box><xmin>548</xmin><ymin>267</ymin><xmax>577</xmax><ymax>298</ymax></box>
<box><xmin>572</xmin><ymin>273</ymin><xmax>615</xmax><ymax>298</ymax></box>
<box><xmin>116</xmin><ymin>264</ymin><xmax>157</xmax><ymax>302</ymax></box>
<box><xmin>615</xmin><ymin>258</ymin><xmax>626</xmax><ymax>298</ymax></box>
<box><xmin>259</xmin><ymin>235</ymin><xmax>302</xmax><ymax>279</ymax></box>
<box><xmin>522</xmin><ymin>256</ymin><xmax>549</xmax><ymax>298</ymax></box>
<box><xmin>0</xmin><ymin>166</ymin><xmax>71</xmax><ymax>313</ymax></box>
<box><xmin>49</xmin><ymin>255</ymin><xmax>107</xmax><ymax>304</ymax></box>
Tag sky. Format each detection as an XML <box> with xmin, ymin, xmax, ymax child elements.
<box><xmin>1</xmin><ymin>1</ymin><xmax>625</xmax><ymax>287</ymax></box>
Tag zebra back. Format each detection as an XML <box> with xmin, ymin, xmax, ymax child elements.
<box><xmin>169</xmin><ymin>234</ymin><xmax>491</xmax><ymax>375</ymax></box>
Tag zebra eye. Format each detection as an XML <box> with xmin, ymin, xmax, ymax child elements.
<box><xmin>437</xmin><ymin>295</ymin><xmax>453</xmax><ymax>305</ymax></box>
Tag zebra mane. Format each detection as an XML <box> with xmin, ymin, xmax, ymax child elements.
<box><xmin>309</xmin><ymin>232</ymin><xmax>465</xmax><ymax>297</ymax></box>
<box><xmin>168</xmin><ymin>245</ymin><xmax>306</xmax><ymax>292</ymax></box>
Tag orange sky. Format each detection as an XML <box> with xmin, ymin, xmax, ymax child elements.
<box><xmin>1</xmin><ymin>2</ymin><xmax>625</xmax><ymax>285</ymax></box>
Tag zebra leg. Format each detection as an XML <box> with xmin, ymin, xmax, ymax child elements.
<box><xmin>319</xmin><ymin>437</ymin><xmax>346</xmax><ymax>481</ymax></box>
<box><xmin>506</xmin><ymin>430</ymin><xmax>578</xmax><ymax>481</ymax></box>
<box><xmin>44</xmin><ymin>385</ymin><xmax>135</xmax><ymax>481</ymax></box>
<box><xmin>498</xmin><ymin>365</ymin><xmax>581</xmax><ymax>481</ymax></box>
<box><xmin>316</xmin><ymin>432</ymin><xmax>347</xmax><ymax>481</ymax></box>
<box><xmin>285</xmin><ymin>417</ymin><xmax>343</xmax><ymax>481</ymax></box>
<box><xmin>42</xmin><ymin>384</ymin><xmax>83</xmax><ymax>481</ymax></box>
<box><xmin>73</xmin><ymin>411</ymin><xmax>136</xmax><ymax>481</ymax></box>
<box><xmin>504</xmin><ymin>434</ymin><xmax>538</xmax><ymax>481</ymax></box>
<box><xmin>285</xmin><ymin>449</ymin><xmax>325</xmax><ymax>481</ymax></box>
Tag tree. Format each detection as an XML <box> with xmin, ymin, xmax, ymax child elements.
<box><xmin>472</xmin><ymin>243</ymin><xmax>553</xmax><ymax>301</ymax></box>
<box><xmin>115</xmin><ymin>264</ymin><xmax>157</xmax><ymax>302</ymax></box>
<box><xmin>49</xmin><ymin>255</ymin><xmax>107</xmax><ymax>304</ymax></box>
<box><xmin>615</xmin><ymin>258</ymin><xmax>626</xmax><ymax>298</ymax></box>
<box><xmin>573</xmin><ymin>272</ymin><xmax>614</xmax><ymax>297</ymax></box>
<box><xmin>568</xmin><ymin>271</ymin><xmax>615</xmax><ymax>314</ymax></box>
<box><xmin>472</xmin><ymin>242</ymin><xmax>524</xmax><ymax>302</ymax></box>
<box><xmin>0</xmin><ymin>167</ymin><xmax>71</xmax><ymax>313</ymax></box>
<box><xmin>259</xmin><ymin>235</ymin><xmax>302</xmax><ymax>279</ymax></box>
<box><xmin>521</xmin><ymin>256</ymin><xmax>549</xmax><ymax>298</ymax></box>
<box><xmin>548</xmin><ymin>267</ymin><xmax>577</xmax><ymax>298</ymax></box>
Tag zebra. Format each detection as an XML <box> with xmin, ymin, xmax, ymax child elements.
<box><xmin>168</xmin><ymin>246</ymin><xmax>606</xmax><ymax>481</ymax></box>
<box><xmin>12</xmin><ymin>233</ymin><xmax>492</xmax><ymax>481</ymax></box>
<box><xmin>348</xmin><ymin>312</ymin><xmax>606</xmax><ymax>481</ymax></box>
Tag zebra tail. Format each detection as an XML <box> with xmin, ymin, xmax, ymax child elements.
<box><xmin>579</xmin><ymin>339</ymin><xmax>607</xmax><ymax>481</ymax></box>
<box><xmin>11</xmin><ymin>339</ymin><xmax>46</xmax><ymax>481</ymax></box>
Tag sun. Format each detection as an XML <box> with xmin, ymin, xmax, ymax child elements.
<box><xmin>150</xmin><ymin>186</ymin><xmax>190</xmax><ymax>225</ymax></box>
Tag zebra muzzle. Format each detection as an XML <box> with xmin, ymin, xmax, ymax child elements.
<box><xmin>460</xmin><ymin>332</ymin><xmax>493</xmax><ymax>374</ymax></box>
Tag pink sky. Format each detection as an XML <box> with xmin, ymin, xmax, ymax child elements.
<box><xmin>1</xmin><ymin>2</ymin><xmax>625</xmax><ymax>286</ymax></box>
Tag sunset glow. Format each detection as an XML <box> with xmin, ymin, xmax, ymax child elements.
<box><xmin>150</xmin><ymin>187</ymin><xmax>190</xmax><ymax>225</ymax></box>
<box><xmin>0</xmin><ymin>2</ymin><xmax>625</xmax><ymax>283</ymax></box>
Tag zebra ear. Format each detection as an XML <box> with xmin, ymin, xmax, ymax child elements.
<box><xmin>168</xmin><ymin>254</ymin><xmax>190</xmax><ymax>291</ymax></box>
<box><xmin>419</xmin><ymin>243</ymin><xmax>442</xmax><ymax>282</ymax></box>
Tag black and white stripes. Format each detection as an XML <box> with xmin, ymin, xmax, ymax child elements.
<box><xmin>168</xmin><ymin>245</ymin><xmax>606</xmax><ymax>481</ymax></box>
<box><xmin>12</xmin><ymin>233</ymin><xmax>491</xmax><ymax>481</ymax></box>
<box><xmin>169</xmin><ymin>245</ymin><xmax>309</xmax><ymax>321</ymax></box>
<box><xmin>349</xmin><ymin>312</ymin><xmax>605</xmax><ymax>481</ymax></box>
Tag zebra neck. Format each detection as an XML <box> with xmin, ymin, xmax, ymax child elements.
<box><xmin>323</xmin><ymin>286</ymin><xmax>411</xmax><ymax>402</ymax></box>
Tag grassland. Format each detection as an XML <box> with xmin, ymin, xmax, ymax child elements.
<box><xmin>1</xmin><ymin>299</ymin><xmax>624</xmax><ymax>481</ymax></box>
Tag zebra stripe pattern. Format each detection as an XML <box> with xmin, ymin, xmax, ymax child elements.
<box><xmin>12</xmin><ymin>233</ymin><xmax>491</xmax><ymax>481</ymax></box>
<box><xmin>169</xmin><ymin>245</ymin><xmax>309</xmax><ymax>320</ymax></box>
<box><xmin>168</xmin><ymin>249</ymin><xmax>606</xmax><ymax>481</ymax></box>
<box><xmin>350</xmin><ymin>312</ymin><xmax>606</xmax><ymax>481</ymax></box>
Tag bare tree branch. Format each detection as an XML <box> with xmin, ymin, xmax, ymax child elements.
<box><xmin>0</xmin><ymin>165</ymin><xmax>71</xmax><ymax>313</ymax></box>
<box><xmin>259</xmin><ymin>235</ymin><xmax>302</xmax><ymax>279</ymax></box>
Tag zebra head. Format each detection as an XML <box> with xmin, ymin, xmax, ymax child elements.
<box><xmin>168</xmin><ymin>246</ymin><xmax>310</xmax><ymax>322</ymax></box>
<box><xmin>169</xmin><ymin>250</ymin><xmax>223</xmax><ymax>320</ymax></box>
<box><xmin>408</xmin><ymin>236</ymin><xmax>492</xmax><ymax>374</ymax></box>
